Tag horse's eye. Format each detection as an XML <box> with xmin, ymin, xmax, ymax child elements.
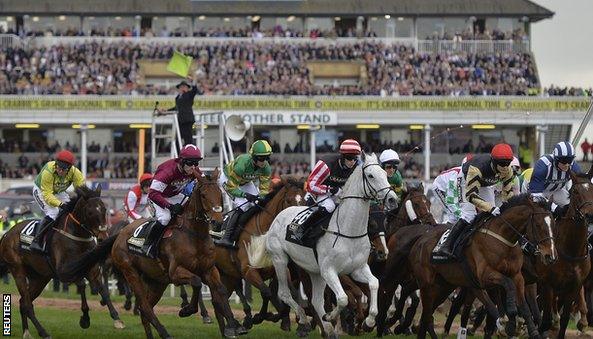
<box><xmin>368</xmin><ymin>174</ymin><xmax>374</xmax><ymax>179</ymax></box>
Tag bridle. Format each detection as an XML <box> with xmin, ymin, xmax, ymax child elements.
<box><xmin>569</xmin><ymin>180</ymin><xmax>593</xmax><ymax>221</ymax></box>
<box><xmin>341</xmin><ymin>162</ymin><xmax>394</xmax><ymax>204</ymax></box>
<box><xmin>185</xmin><ymin>178</ymin><xmax>222</xmax><ymax>225</ymax></box>
<box><xmin>482</xmin><ymin>209</ymin><xmax>553</xmax><ymax>257</ymax></box>
<box><xmin>325</xmin><ymin>161</ymin><xmax>395</xmax><ymax>245</ymax></box>
<box><xmin>53</xmin><ymin>198</ymin><xmax>107</xmax><ymax>242</ymax></box>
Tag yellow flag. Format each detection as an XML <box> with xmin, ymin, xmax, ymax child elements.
<box><xmin>166</xmin><ymin>51</ymin><xmax>193</xmax><ymax>78</ymax></box>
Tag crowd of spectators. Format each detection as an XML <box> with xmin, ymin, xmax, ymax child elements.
<box><xmin>3</xmin><ymin>26</ymin><xmax>377</xmax><ymax>39</ymax></box>
<box><xmin>543</xmin><ymin>86</ymin><xmax>593</xmax><ymax>97</ymax></box>
<box><xmin>425</xmin><ymin>28</ymin><xmax>529</xmax><ymax>42</ymax></box>
<box><xmin>0</xmin><ymin>40</ymin><xmax>540</xmax><ymax>96</ymax></box>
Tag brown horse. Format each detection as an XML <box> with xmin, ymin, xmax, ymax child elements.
<box><xmin>529</xmin><ymin>171</ymin><xmax>593</xmax><ymax>338</ymax></box>
<box><xmin>375</xmin><ymin>183</ymin><xmax>436</xmax><ymax>335</ymax></box>
<box><xmin>214</xmin><ymin>176</ymin><xmax>305</xmax><ymax>329</ymax></box>
<box><xmin>0</xmin><ymin>186</ymin><xmax>124</xmax><ymax>338</ymax></box>
<box><xmin>381</xmin><ymin>194</ymin><xmax>557</xmax><ymax>338</ymax></box>
<box><xmin>63</xmin><ymin>169</ymin><xmax>245</xmax><ymax>338</ymax></box>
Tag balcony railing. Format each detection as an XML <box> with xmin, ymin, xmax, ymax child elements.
<box><xmin>0</xmin><ymin>34</ymin><xmax>530</xmax><ymax>54</ymax></box>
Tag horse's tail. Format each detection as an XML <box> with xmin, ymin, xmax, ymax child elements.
<box><xmin>61</xmin><ymin>233</ymin><xmax>118</xmax><ymax>281</ymax></box>
<box><xmin>246</xmin><ymin>233</ymin><xmax>273</xmax><ymax>269</ymax></box>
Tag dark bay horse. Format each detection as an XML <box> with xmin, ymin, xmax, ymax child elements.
<box><xmin>214</xmin><ymin>176</ymin><xmax>305</xmax><ymax>329</ymax></box>
<box><xmin>0</xmin><ymin>186</ymin><xmax>124</xmax><ymax>338</ymax></box>
<box><xmin>63</xmin><ymin>169</ymin><xmax>245</xmax><ymax>338</ymax></box>
<box><xmin>530</xmin><ymin>171</ymin><xmax>593</xmax><ymax>338</ymax></box>
<box><xmin>375</xmin><ymin>183</ymin><xmax>436</xmax><ymax>335</ymax></box>
<box><xmin>382</xmin><ymin>194</ymin><xmax>557</xmax><ymax>338</ymax></box>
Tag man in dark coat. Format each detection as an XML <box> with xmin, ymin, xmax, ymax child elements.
<box><xmin>159</xmin><ymin>76</ymin><xmax>198</xmax><ymax>150</ymax></box>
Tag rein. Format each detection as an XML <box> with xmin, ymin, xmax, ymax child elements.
<box><xmin>52</xmin><ymin>213</ymin><xmax>97</xmax><ymax>243</ymax></box>
<box><xmin>325</xmin><ymin>162</ymin><xmax>392</xmax><ymax>246</ymax></box>
<box><xmin>482</xmin><ymin>211</ymin><xmax>553</xmax><ymax>253</ymax></box>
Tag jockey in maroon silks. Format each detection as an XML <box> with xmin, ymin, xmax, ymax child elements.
<box><xmin>145</xmin><ymin>144</ymin><xmax>202</xmax><ymax>258</ymax></box>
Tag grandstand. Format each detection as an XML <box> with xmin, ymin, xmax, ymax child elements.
<box><xmin>0</xmin><ymin>0</ymin><xmax>591</xmax><ymax>203</ymax></box>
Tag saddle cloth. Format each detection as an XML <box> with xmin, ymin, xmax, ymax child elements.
<box><xmin>19</xmin><ymin>220</ymin><xmax>40</xmax><ymax>251</ymax></box>
<box><xmin>127</xmin><ymin>219</ymin><xmax>173</xmax><ymax>257</ymax></box>
<box><xmin>285</xmin><ymin>207</ymin><xmax>331</xmax><ymax>249</ymax></box>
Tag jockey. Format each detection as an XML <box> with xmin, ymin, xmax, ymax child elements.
<box><xmin>379</xmin><ymin>149</ymin><xmax>405</xmax><ymax>200</ymax></box>
<box><xmin>30</xmin><ymin>150</ymin><xmax>85</xmax><ymax>253</ymax></box>
<box><xmin>527</xmin><ymin>141</ymin><xmax>581</xmax><ymax>214</ymax></box>
<box><xmin>433</xmin><ymin>144</ymin><xmax>515</xmax><ymax>259</ymax></box>
<box><xmin>432</xmin><ymin>154</ymin><xmax>473</xmax><ymax>224</ymax></box>
<box><xmin>146</xmin><ymin>144</ymin><xmax>202</xmax><ymax>258</ymax></box>
<box><xmin>124</xmin><ymin>173</ymin><xmax>153</xmax><ymax>222</ymax></box>
<box><xmin>215</xmin><ymin>140</ymin><xmax>272</xmax><ymax>248</ymax></box>
<box><xmin>301</xmin><ymin>139</ymin><xmax>362</xmax><ymax>232</ymax></box>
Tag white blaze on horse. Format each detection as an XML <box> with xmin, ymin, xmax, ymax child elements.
<box><xmin>247</xmin><ymin>153</ymin><xmax>398</xmax><ymax>337</ymax></box>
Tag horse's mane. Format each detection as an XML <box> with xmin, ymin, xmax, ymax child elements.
<box><xmin>280</xmin><ymin>175</ymin><xmax>306</xmax><ymax>189</ymax></box>
<box><xmin>61</xmin><ymin>186</ymin><xmax>100</xmax><ymax>214</ymax></box>
<box><xmin>500</xmin><ymin>193</ymin><xmax>550</xmax><ymax>213</ymax></box>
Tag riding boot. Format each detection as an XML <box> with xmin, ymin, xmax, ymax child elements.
<box><xmin>434</xmin><ymin>218</ymin><xmax>468</xmax><ymax>259</ymax></box>
<box><xmin>214</xmin><ymin>209</ymin><xmax>243</xmax><ymax>248</ymax></box>
<box><xmin>144</xmin><ymin>221</ymin><xmax>167</xmax><ymax>259</ymax></box>
<box><xmin>216</xmin><ymin>205</ymin><xmax>260</xmax><ymax>249</ymax></box>
<box><xmin>29</xmin><ymin>216</ymin><xmax>54</xmax><ymax>254</ymax></box>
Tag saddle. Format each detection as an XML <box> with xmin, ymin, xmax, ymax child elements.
<box><xmin>19</xmin><ymin>220</ymin><xmax>42</xmax><ymax>251</ymax></box>
<box><xmin>285</xmin><ymin>207</ymin><xmax>332</xmax><ymax>249</ymax></box>
<box><xmin>127</xmin><ymin>219</ymin><xmax>173</xmax><ymax>258</ymax></box>
<box><xmin>431</xmin><ymin>213</ymin><xmax>492</xmax><ymax>264</ymax></box>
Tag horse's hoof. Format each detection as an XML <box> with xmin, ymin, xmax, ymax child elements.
<box><xmin>100</xmin><ymin>299</ymin><xmax>106</xmax><ymax>306</ymax></box>
<box><xmin>133</xmin><ymin>308</ymin><xmax>139</xmax><ymax>316</ymax></box>
<box><xmin>178</xmin><ymin>305</ymin><xmax>198</xmax><ymax>318</ymax></box>
<box><xmin>382</xmin><ymin>327</ymin><xmax>393</xmax><ymax>336</ymax></box>
<box><xmin>233</xmin><ymin>325</ymin><xmax>248</xmax><ymax>336</ymax></box>
<box><xmin>180</xmin><ymin>300</ymin><xmax>189</xmax><ymax>308</ymax></box>
<box><xmin>123</xmin><ymin>300</ymin><xmax>132</xmax><ymax>311</ymax></box>
<box><xmin>578</xmin><ymin>321</ymin><xmax>587</xmax><ymax>333</ymax></box>
<box><xmin>23</xmin><ymin>330</ymin><xmax>33</xmax><ymax>339</ymax></box>
<box><xmin>223</xmin><ymin>327</ymin><xmax>238</xmax><ymax>339</ymax></box>
<box><xmin>242</xmin><ymin>317</ymin><xmax>253</xmax><ymax>330</ymax></box>
<box><xmin>202</xmin><ymin>315</ymin><xmax>212</xmax><ymax>324</ymax></box>
<box><xmin>265</xmin><ymin>312</ymin><xmax>281</xmax><ymax>322</ymax></box>
<box><xmin>326</xmin><ymin>331</ymin><xmax>339</xmax><ymax>339</ymax></box>
<box><xmin>296</xmin><ymin>322</ymin><xmax>312</xmax><ymax>337</ymax></box>
<box><xmin>79</xmin><ymin>315</ymin><xmax>90</xmax><ymax>329</ymax></box>
<box><xmin>252</xmin><ymin>313</ymin><xmax>264</xmax><ymax>325</ymax></box>
<box><xmin>280</xmin><ymin>317</ymin><xmax>291</xmax><ymax>332</ymax></box>
<box><xmin>113</xmin><ymin>319</ymin><xmax>125</xmax><ymax>329</ymax></box>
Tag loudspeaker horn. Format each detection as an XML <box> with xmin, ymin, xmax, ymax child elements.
<box><xmin>224</xmin><ymin>115</ymin><xmax>251</xmax><ymax>141</ymax></box>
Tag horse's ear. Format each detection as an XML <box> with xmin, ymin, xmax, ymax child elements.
<box><xmin>95</xmin><ymin>185</ymin><xmax>101</xmax><ymax>196</ymax></box>
<box><xmin>360</xmin><ymin>151</ymin><xmax>366</xmax><ymax>163</ymax></box>
<box><xmin>213</xmin><ymin>167</ymin><xmax>220</xmax><ymax>180</ymax></box>
<box><xmin>418</xmin><ymin>182</ymin><xmax>424</xmax><ymax>192</ymax></box>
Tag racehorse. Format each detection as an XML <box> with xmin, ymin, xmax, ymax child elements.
<box><xmin>248</xmin><ymin>152</ymin><xmax>398</xmax><ymax>338</ymax></box>
<box><xmin>375</xmin><ymin>183</ymin><xmax>436</xmax><ymax>335</ymax></box>
<box><xmin>63</xmin><ymin>169</ymin><xmax>246</xmax><ymax>338</ymax></box>
<box><xmin>0</xmin><ymin>186</ymin><xmax>124</xmax><ymax>339</ymax></box>
<box><xmin>529</xmin><ymin>170</ymin><xmax>593</xmax><ymax>338</ymax></box>
<box><xmin>214</xmin><ymin>175</ymin><xmax>305</xmax><ymax>330</ymax></box>
<box><xmin>103</xmin><ymin>221</ymin><xmax>211</xmax><ymax>322</ymax></box>
<box><xmin>381</xmin><ymin>194</ymin><xmax>557</xmax><ymax>338</ymax></box>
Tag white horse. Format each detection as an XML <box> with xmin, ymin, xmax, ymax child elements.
<box><xmin>247</xmin><ymin>153</ymin><xmax>398</xmax><ymax>338</ymax></box>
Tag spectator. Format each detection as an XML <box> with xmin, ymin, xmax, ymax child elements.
<box><xmin>582</xmin><ymin>138</ymin><xmax>591</xmax><ymax>161</ymax></box>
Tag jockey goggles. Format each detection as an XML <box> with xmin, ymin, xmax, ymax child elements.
<box><xmin>182</xmin><ymin>159</ymin><xmax>201</xmax><ymax>167</ymax></box>
<box><xmin>254</xmin><ymin>155</ymin><xmax>270</xmax><ymax>162</ymax></box>
<box><xmin>382</xmin><ymin>161</ymin><xmax>400</xmax><ymax>169</ymax></box>
<box><xmin>56</xmin><ymin>160</ymin><xmax>72</xmax><ymax>170</ymax></box>
<box><xmin>342</xmin><ymin>154</ymin><xmax>358</xmax><ymax>161</ymax></box>
<box><xmin>556</xmin><ymin>156</ymin><xmax>575</xmax><ymax>164</ymax></box>
<box><xmin>493</xmin><ymin>159</ymin><xmax>512</xmax><ymax>167</ymax></box>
